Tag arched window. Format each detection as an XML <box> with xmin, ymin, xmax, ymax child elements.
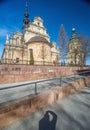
<box><xmin>37</xmin><ymin>22</ymin><xmax>40</xmax><ymax>26</ymax></box>
<box><xmin>16</xmin><ymin>58</ymin><xmax>19</xmax><ymax>63</ymax></box>
<box><xmin>30</xmin><ymin>49</ymin><xmax>33</xmax><ymax>55</ymax></box>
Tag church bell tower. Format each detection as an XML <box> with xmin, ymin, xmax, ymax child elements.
<box><xmin>23</xmin><ymin>2</ymin><xmax>30</xmax><ymax>28</ymax></box>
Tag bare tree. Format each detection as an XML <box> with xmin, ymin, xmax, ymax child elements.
<box><xmin>78</xmin><ymin>35</ymin><xmax>90</xmax><ymax>65</ymax></box>
<box><xmin>57</xmin><ymin>24</ymin><xmax>68</xmax><ymax>65</ymax></box>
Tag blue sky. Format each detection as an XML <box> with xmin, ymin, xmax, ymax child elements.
<box><xmin>0</xmin><ymin>0</ymin><xmax>90</xmax><ymax>64</ymax></box>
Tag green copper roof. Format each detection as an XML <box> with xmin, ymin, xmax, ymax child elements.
<box><xmin>70</xmin><ymin>27</ymin><xmax>79</xmax><ymax>43</ymax></box>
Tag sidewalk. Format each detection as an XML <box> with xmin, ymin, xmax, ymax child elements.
<box><xmin>2</xmin><ymin>84</ymin><xmax>90</xmax><ymax>130</ymax></box>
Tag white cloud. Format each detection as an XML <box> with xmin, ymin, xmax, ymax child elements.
<box><xmin>0</xmin><ymin>28</ymin><xmax>9</xmax><ymax>37</ymax></box>
<box><xmin>0</xmin><ymin>26</ymin><xmax>21</xmax><ymax>38</ymax></box>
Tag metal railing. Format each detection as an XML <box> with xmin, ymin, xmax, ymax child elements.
<box><xmin>0</xmin><ymin>70</ymin><xmax>90</xmax><ymax>96</ymax></box>
<box><xmin>1</xmin><ymin>59</ymin><xmax>89</xmax><ymax>67</ymax></box>
<box><xmin>0</xmin><ymin>59</ymin><xmax>60</xmax><ymax>66</ymax></box>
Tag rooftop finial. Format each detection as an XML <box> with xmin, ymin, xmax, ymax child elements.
<box><xmin>26</xmin><ymin>1</ymin><xmax>28</xmax><ymax>12</ymax></box>
<box><xmin>26</xmin><ymin>1</ymin><xmax>27</xmax><ymax>6</ymax></box>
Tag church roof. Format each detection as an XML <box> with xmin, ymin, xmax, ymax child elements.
<box><xmin>27</xmin><ymin>36</ymin><xmax>49</xmax><ymax>43</ymax></box>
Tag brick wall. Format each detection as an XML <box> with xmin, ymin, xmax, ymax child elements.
<box><xmin>0</xmin><ymin>64</ymin><xmax>89</xmax><ymax>84</ymax></box>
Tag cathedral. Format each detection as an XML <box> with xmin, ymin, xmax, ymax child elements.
<box><xmin>67</xmin><ymin>28</ymin><xmax>85</xmax><ymax>66</ymax></box>
<box><xmin>1</xmin><ymin>3</ymin><xmax>85</xmax><ymax>66</ymax></box>
<box><xmin>1</xmin><ymin>4</ymin><xmax>59</xmax><ymax>65</ymax></box>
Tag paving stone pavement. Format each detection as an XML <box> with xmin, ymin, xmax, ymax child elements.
<box><xmin>2</xmin><ymin>84</ymin><xmax>90</xmax><ymax>130</ymax></box>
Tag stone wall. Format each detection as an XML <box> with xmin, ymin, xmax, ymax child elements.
<box><xmin>0</xmin><ymin>64</ymin><xmax>89</xmax><ymax>84</ymax></box>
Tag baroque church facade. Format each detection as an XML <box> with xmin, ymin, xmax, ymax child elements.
<box><xmin>67</xmin><ymin>28</ymin><xmax>85</xmax><ymax>66</ymax></box>
<box><xmin>1</xmin><ymin>4</ymin><xmax>59</xmax><ymax>65</ymax></box>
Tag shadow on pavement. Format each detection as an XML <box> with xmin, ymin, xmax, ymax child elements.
<box><xmin>77</xmin><ymin>69</ymin><xmax>90</xmax><ymax>76</ymax></box>
<box><xmin>39</xmin><ymin>110</ymin><xmax>57</xmax><ymax>130</ymax></box>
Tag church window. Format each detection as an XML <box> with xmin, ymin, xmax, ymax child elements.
<box><xmin>30</xmin><ymin>49</ymin><xmax>33</xmax><ymax>55</ymax></box>
<box><xmin>37</xmin><ymin>22</ymin><xmax>40</xmax><ymax>26</ymax></box>
<box><xmin>16</xmin><ymin>58</ymin><xmax>19</xmax><ymax>63</ymax></box>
